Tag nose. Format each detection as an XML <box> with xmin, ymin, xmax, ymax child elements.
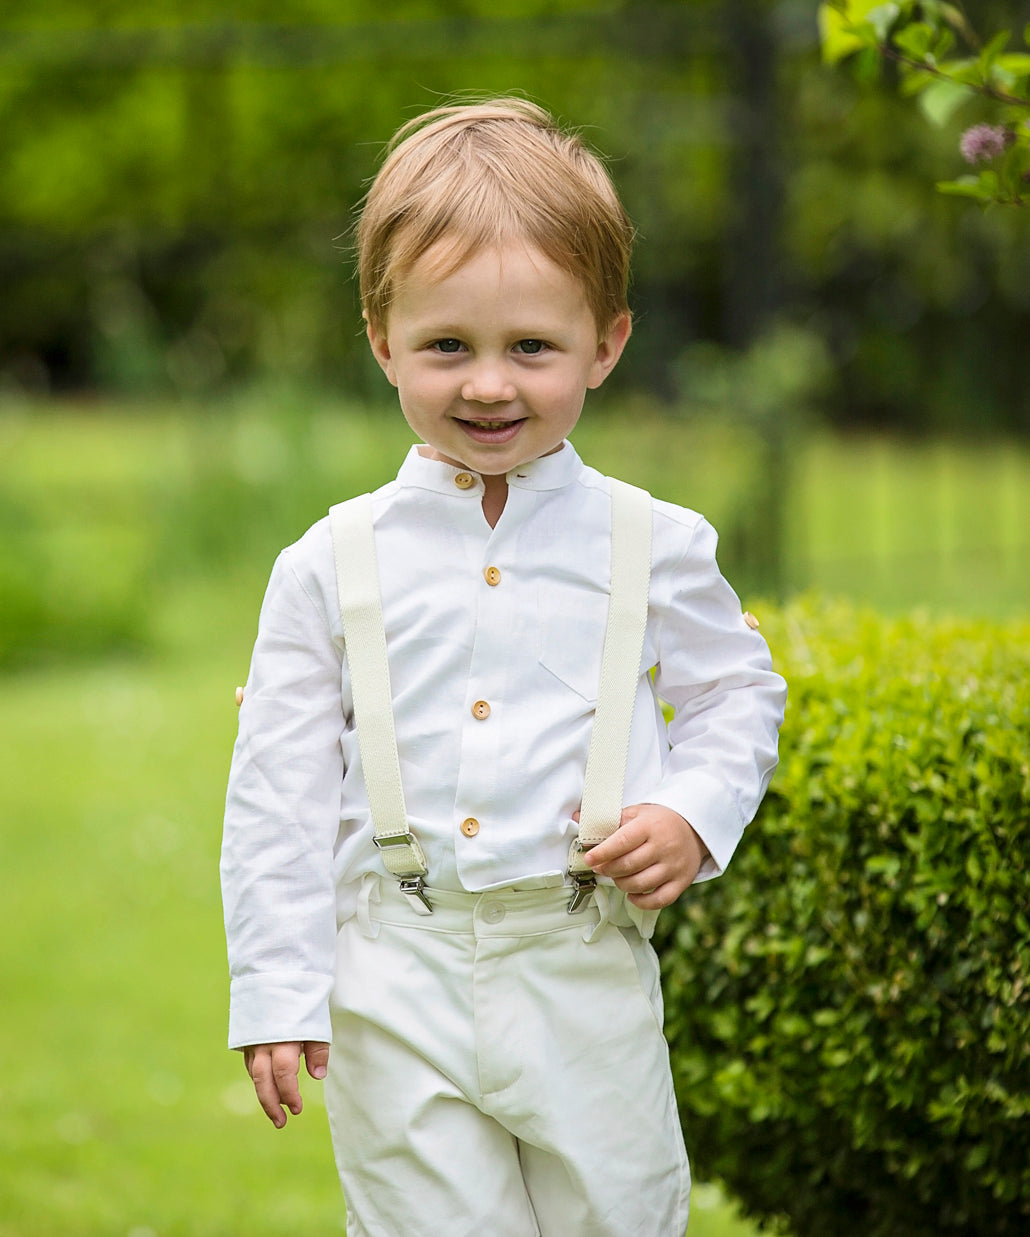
<box><xmin>461</xmin><ymin>359</ymin><xmax>517</xmax><ymax>404</ymax></box>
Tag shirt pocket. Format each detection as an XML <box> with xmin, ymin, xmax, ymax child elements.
<box><xmin>536</xmin><ymin>586</ymin><xmax>610</xmax><ymax>703</ymax></box>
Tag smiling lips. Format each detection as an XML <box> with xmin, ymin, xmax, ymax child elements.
<box><xmin>457</xmin><ymin>416</ymin><xmax>527</xmax><ymax>442</ymax></box>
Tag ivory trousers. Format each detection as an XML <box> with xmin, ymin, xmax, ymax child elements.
<box><xmin>324</xmin><ymin>878</ymin><xmax>690</xmax><ymax>1237</ymax></box>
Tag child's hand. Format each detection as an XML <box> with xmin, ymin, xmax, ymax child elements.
<box><xmin>582</xmin><ymin>804</ymin><xmax>710</xmax><ymax>909</ymax></box>
<box><xmin>243</xmin><ymin>1040</ymin><xmax>330</xmax><ymax>1129</ymax></box>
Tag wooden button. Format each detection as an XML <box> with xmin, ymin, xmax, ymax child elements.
<box><xmin>484</xmin><ymin>566</ymin><xmax>502</xmax><ymax>586</ymax></box>
<box><xmin>743</xmin><ymin>611</ymin><xmax>760</xmax><ymax>630</ymax></box>
<box><xmin>454</xmin><ymin>471</ymin><xmax>475</xmax><ymax>490</ymax></box>
<box><xmin>472</xmin><ymin>700</ymin><xmax>491</xmax><ymax>720</ymax></box>
<box><xmin>461</xmin><ymin>817</ymin><xmax>480</xmax><ymax>837</ymax></box>
<box><xmin>234</xmin><ymin>686</ymin><xmax>244</xmax><ymax>707</ymax></box>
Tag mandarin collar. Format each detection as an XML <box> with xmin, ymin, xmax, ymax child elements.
<box><xmin>395</xmin><ymin>441</ymin><xmax>582</xmax><ymax>495</ymax></box>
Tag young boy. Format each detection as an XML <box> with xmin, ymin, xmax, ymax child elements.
<box><xmin>221</xmin><ymin>98</ymin><xmax>786</xmax><ymax>1236</ymax></box>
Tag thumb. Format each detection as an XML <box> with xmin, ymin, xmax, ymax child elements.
<box><xmin>304</xmin><ymin>1041</ymin><xmax>331</xmax><ymax>1080</ymax></box>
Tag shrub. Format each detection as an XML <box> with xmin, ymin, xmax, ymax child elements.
<box><xmin>657</xmin><ymin>598</ymin><xmax>1030</xmax><ymax>1235</ymax></box>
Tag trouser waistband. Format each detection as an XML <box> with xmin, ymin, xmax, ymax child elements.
<box><xmin>353</xmin><ymin>874</ymin><xmax>653</xmax><ymax>941</ymax></box>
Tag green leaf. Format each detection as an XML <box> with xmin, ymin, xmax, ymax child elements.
<box><xmin>836</xmin><ymin>0</ymin><xmax>903</xmax><ymax>19</ymax></box>
<box><xmin>979</xmin><ymin>29</ymin><xmax>1012</xmax><ymax>73</ymax></box>
<box><xmin>932</xmin><ymin>28</ymin><xmax>956</xmax><ymax>61</ymax></box>
<box><xmin>918</xmin><ymin>76</ymin><xmax>970</xmax><ymax>125</ymax></box>
<box><xmin>936</xmin><ymin>177</ymin><xmax>999</xmax><ymax>201</ymax></box>
<box><xmin>818</xmin><ymin>4</ymin><xmax>877</xmax><ymax>64</ymax></box>
<box><xmin>899</xmin><ymin>69</ymin><xmax>935</xmax><ymax>97</ymax></box>
<box><xmin>996</xmin><ymin>52</ymin><xmax>1030</xmax><ymax>77</ymax></box>
<box><xmin>893</xmin><ymin>21</ymin><xmax>934</xmax><ymax>61</ymax></box>
<box><xmin>939</xmin><ymin>59</ymin><xmax>987</xmax><ymax>86</ymax></box>
<box><xmin>866</xmin><ymin>3</ymin><xmax>901</xmax><ymax>42</ymax></box>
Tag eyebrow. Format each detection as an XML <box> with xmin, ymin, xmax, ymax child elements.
<box><xmin>407</xmin><ymin>316</ymin><xmax>567</xmax><ymax>337</ymax></box>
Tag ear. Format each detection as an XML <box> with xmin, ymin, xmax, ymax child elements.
<box><xmin>365</xmin><ymin>314</ymin><xmax>398</xmax><ymax>387</ymax></box>
<box><xmin>586</xmin><ymin>313</ymin><xmax>632</xmax><ymax>390</ymax></box>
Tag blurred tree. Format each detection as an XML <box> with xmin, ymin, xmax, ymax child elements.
<box><xmin>0</xmin><ymin>0</ymin><xmax>1027</xmax><ymax>437</ymax></box>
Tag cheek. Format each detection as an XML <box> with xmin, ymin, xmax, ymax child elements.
<box><xmin>540</xmin><ymin>371</ymin><xmax>591</xmax><ymax>413</ymax></box>
<box><xmin>394</xmin><ymin>366</ymin><xmax>453</xmax><ymax>410</ymax></box>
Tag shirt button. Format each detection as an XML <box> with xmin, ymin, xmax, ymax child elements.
<box><xmin>454</xmin><ymin>471</ymin><xmax>475</xmax><ymax>490</ymax></box>
<box><xmin>471</xmin><ymin>700</ymin><xmax>491</xmax><ymax>720</ymax></box>
<box><xmin>461</xmin><ymin>817</ymin><xmax>480</xmax><ymax>838</ymax></box>
<box><xmin>743</xmin><ymin>611</ymin><xmax>760</xmax><ymax>630</ymax></box>
<box><xmin>483</xmin><ymin>566</ymin><xmax>502</xmax><ymax>587</ymax></box>
<box><xmin>482</xmin><ymin>901</ymin><xmax>506</xmax><ymax>925</ymax></box>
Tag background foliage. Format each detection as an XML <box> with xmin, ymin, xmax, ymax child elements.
<box><xmin>820</xmin><ymin>0</ymin><xmax>1030</xmax><ymax>205</ymax></box>
<box><xmin>2</xmin><ymin>0</ymin><xmax>1029</xmax><ymax>436</ymax></box>
<box><xmin>3</xmin><ymin>399</ymin><xmax>1027</xmax><ymax>670</ymax></box>
<box><xmin>658</xmin><ymin>599</ymin><xmax>1030</xmax><ymax>1235</ymax></box>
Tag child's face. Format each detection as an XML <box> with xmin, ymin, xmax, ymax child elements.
<box><xmin>366</xmin><ymin>240</ymin><xmax>630</xmax><ymax>481</ymax></box>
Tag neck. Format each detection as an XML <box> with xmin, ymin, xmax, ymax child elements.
<box><xmin>481</xmin><ymin>475</ymin><xmax>508</xmax><ymax>528</ymax></box>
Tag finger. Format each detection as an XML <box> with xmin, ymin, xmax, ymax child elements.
<box><xmin>626</xmin><ymin>878</ymin><xmax>686</xmax><ymax>910</ymax></box>
<box><xmin>247</xmin><ymin>1046</ymin><xmax>291</xmax><ymax>1128</ymax></box>
<box><xmin>584</xmin><ymin>820</ymin><xmax>647</xmax><ymax>868</ymax></box>
<box><xmin>304</xmin><ymin>1041</ymin><xmax>331</xmax><ymax>1081</ymax></box>
<box><xmin>271</xmin><ymin>1044</ymin><xmax>305</xmax><ymax>1119</ymax></box>
<box><xmin>611</xmin><ymin>863</ymin><xmax>666</xmax><ymax>897</ymax></box>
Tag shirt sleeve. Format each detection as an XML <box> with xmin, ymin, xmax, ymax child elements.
<box><xmin>220</xmin><ymin>539</ymin><xmax>344</xmax><ymax>1049</ymax></box>
<box><xmin>648</xmin><ymin>512</ymin><xmax>787</xmax><ymax>881</ymax></box>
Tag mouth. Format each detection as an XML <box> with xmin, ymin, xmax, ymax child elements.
<box><xmin>455</xmin><ymin>416</ymin><xmax>527</xmax><ymax>443</ymax></box>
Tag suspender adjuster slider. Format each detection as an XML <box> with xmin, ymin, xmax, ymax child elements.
<box><xmin>373</xmin><ymin>830</ymin><xmax>421</xmax><ymax>850</ymax></box>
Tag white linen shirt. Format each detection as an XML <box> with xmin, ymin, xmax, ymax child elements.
<box><xmin>221</xmin><ymin>442</ymin><xmax>786</xmax><ymax>1049</ymax></box>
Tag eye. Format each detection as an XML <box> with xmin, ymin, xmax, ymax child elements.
<box><xmin>515</xmin><ymin>339</ymin><xmax>546</xmax><ymax>355</ymax></box>
<box><xmin>431</xmin><ymin>338</ymin><xmax>464</xmax><ymax>354</ymax></box>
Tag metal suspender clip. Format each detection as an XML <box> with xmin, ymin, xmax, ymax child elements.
<box><xmin>398</xmin><ymin>876</ymin><xmax>434</xmax><ymax>914</ymax></box>
<box><xmin>566</xmin><ymin>838</ymin><xmax>598</xmax><ymax>913</ymax></box>
<box><xmin>372</xmin><ymin>832</ymin><xmax>434</xmax><ymax>913</ymax></box>
<box><xmin>567</xmin><ymin>873</ymin><xmax>597</xmax><ymax>914</ymax></box>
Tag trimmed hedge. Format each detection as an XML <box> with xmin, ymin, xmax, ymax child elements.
<box><xmin>657</xmin><ymin>598</ymin><xmax>1030</xmax><ymax>1235</ymax></box>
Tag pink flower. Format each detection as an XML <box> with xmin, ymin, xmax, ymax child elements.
<box><xmin>959</xmin><ymin>124</ymin><xmax>1012</xmax><ymax>165</ymax></box>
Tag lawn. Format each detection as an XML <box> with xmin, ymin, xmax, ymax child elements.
<box><xmin>0</xmin><ymin>582</ymin><xmax>762</xmax><ymax>1236</ymax></box>
<box><xmin>1</xmin><ymin>396</ymin><xmax>1026</xmax><ymax>1235</ymax></box>
<box><xmin>0</xmin><ymin>400</ymin><xmax>777</xmax><ymax>1235</ymax></box>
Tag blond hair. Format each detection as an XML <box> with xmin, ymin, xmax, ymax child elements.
<box><xmin>357</xmin><ymin>98</ymin><xmax>634</xmax><ymax>336</ymax></box>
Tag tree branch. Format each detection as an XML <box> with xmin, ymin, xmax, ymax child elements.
<box><xmin>880</xmin><ymin>44</ymin><xmax>1030</xmax><ymax>111</ymax></box>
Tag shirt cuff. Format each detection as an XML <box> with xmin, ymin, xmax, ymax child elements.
<box><xmin>227</xmin><ymin>970</ymin><xmax>334</xmax><ymax>1050</ymax></box>
<box><xmin>646</xmin><ymin>770</ymin><xmax>746</xmax><ymax>882</ymax></box>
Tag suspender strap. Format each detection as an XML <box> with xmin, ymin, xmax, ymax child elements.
<box><xmin>329</xmin><ymin>478</ymin><xmax>653</xmax><ymax>920</ymax></box>
<box><xmin>329</xmin><ymin>494</ymin><xmax>432</xmax><ymax>913</ymax></box>
<box><xmin>566</xmin><ymin>479</ymin><xmax>653</xmax><ymax>909</ymax></box>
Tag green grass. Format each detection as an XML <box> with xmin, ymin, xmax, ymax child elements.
<box><xmin>788</xmin><ymin>435</ymin><xmax>1030</xmax><ymax>615</ymax></box>
<box><xmin>2</xmin><ymin>395</ymin><xmax>1027</xmax><ymax>1234</ymax></box>
<box><xmin>3</xmin><ymin>396</ymin><xmax>1027</xmax><ymax>653</ymax></box>
<box><xmin>0</xmin><ymin>577</ymin><xmax>763</xmax><ymax>1237</ymax></box>
<box><xmin>0</xmin><ymin>400</ymin><xmax>767</xmax><ymax>1234</ymax></box>
<box><xmin>0</xmin><ymin>638</ymin><xmax>346</xmax><ymax>1236</ymax></box>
